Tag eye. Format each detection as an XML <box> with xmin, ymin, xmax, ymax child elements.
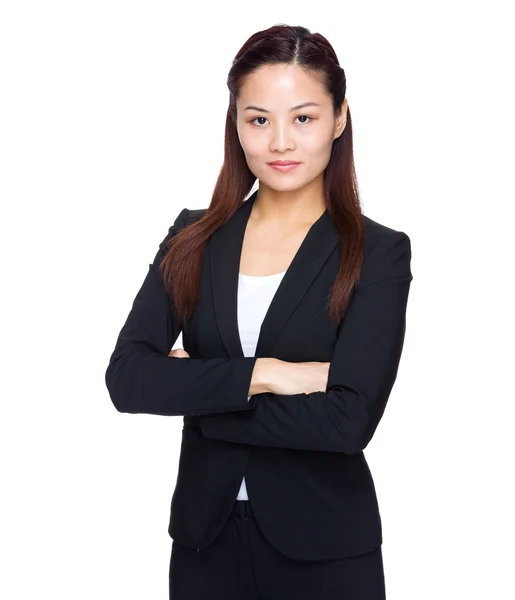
<box><xmin>251</xmin><ymin>116</ymin><xmax>268</xmax><ymax>127</ymax></box>
<box><xmin>250</xmin><ymin>115</ymin><xmax>313</xmax><ymax>127</ymax></box>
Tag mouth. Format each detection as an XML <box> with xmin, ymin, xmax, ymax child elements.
<box><xmin>268</xmin><ymin>161</ymin><xmax>301</xmax><ymax>172</ymax></box>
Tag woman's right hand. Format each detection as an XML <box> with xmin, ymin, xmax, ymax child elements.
<box><xmin>267</xmin><ymin>359</ymin><xmax>331</xmax><ymax>396</ymax></box>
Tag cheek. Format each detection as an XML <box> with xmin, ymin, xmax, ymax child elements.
<box><xmin>238</xmin><ymin>129</ymin><xmax>257</xmax><ymax>153</ymax></box>
<box><xmin>305</xmin><ymin>129</ymin><xmax>334</xmax><ymax>152</ymax></box>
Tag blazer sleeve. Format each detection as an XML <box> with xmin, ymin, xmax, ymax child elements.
<box><xmin>104</xmin><ymin>208</ymin><xmax>258</xmax><ymax>416</ymax></box>
<box><xmin>199</xmin><ymin>230</ymin><xmax>413</xmax><ymax>454</ymax></box>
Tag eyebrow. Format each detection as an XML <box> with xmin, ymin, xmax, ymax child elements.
<box><xmin>243</xmin><ymin>102</ymin><xmax>321</xmax><ymax>113</ymax></box>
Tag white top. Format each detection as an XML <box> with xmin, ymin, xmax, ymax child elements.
<box><xmin>236</xmin><ymin>269</ymin><xmax>286</xmax><ymax>501</ymax></box>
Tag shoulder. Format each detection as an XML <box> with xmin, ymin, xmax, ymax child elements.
<box><xmin>155</xmin><ymin>207</ymin><xmax>207</xmax><ymax>256</ymax></box>
<box><xmin>167</xmin><ymin>207</ymin><xmax>208</xmax><ymax>233</ymax></box>
<box><xmin>358</xmin><ymin>215</ymin><xmax>413</xmax><ymax>289</ymax></box>
<box><xmin>362</xmin><ymin>214</ymin><xmax>411</xmax><ymax>259</ymax></box>
<box><xmin>363</xmin><ymin>214</ymin><xmax>410</xmax><ymax>249</ymax></box>
<box><xmin>183</xmin><ymin>207</ymin><xmax>208</xmax><ymax>227</ymax></box>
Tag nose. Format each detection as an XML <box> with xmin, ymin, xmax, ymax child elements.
<box><xmin>269</xmin><ymin>121</ymin><xmax>295</xmax><ymax>153</ymax></box>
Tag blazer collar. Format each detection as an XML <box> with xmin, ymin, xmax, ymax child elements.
<box><xmin>209</xmin><ymin>190</ymin><xmax>340</xmax><ymax>358</ymax></box>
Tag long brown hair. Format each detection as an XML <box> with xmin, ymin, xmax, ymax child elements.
<box><xmin>160</xmin><ymin>24</ymin><xmax>364</xmax><ymax>327</ymax></box>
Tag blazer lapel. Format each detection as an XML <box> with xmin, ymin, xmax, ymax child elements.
<box><xmin>210</xmin><ymin>190</ymin><xmax>340</xmax><ymax>359</ymax></box>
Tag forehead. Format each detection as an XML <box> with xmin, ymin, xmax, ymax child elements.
<box><xmin>238</xmin><ymin>64</ymin><xmax>329</xmax><ymax>107</ymax></box>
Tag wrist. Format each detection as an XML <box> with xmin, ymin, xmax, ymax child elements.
<box><xmin>250</xmin><ymin>357</ymin><xmax>281</xmax><ymax>394</ymax></box>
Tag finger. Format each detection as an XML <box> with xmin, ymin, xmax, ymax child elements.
<box><xmin>169</xmin><ymin>349</ymin><xmax>190</xmax><ymax>358</ymax></box>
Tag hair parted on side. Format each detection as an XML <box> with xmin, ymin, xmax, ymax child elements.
<box><xmin>160</xmin><ymin>23</ymin><xmax>364</xmax><ymax>327</ymax></box>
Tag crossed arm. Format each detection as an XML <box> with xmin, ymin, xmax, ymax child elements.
<box><xmin>199</xmin><ymin>230</ymin><xmax>413</xmax><ymax>454</ymax></box>
<box><xmin>105</xmin><ymin>208</ymin><xmax>259</xmax><ymax>417</ymax></box>
<box><xmin>105</xmin><ymin>214</ymin><xmax>412</xmax><ymax>455</ymax></box>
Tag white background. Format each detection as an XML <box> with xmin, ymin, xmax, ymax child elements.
<box><xmin>1</xmin><ymin>1</ymin><xmax>513</xmax><ymax>598</ymax></box>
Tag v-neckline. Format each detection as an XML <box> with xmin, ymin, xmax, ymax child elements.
<box><xmin>209</xmin><ymin>190</ymin><xmax>340</xmax><ymax>358</ymax></box>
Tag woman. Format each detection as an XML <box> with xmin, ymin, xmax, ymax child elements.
<box><xmin>105</xmin><ymin>23</ymin><xmax>413</xmax><ymax>600</ymax></box>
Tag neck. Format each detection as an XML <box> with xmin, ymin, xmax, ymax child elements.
<box><xmin>251</xmin><ymin>180</ymin><xmax>326</xmax><ymax>225</ymax></box>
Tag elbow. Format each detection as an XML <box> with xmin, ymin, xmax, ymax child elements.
<box><xmin>108</xmin><ymin>393</ymin><xmax>131</xmax><ymax>414</ymax></box>
<box><xmin>338</xmin><ymin>432</ymin><xmax>371</xmax><ymax>455</ymax></box>
<box><xmin>105</xmin><ymin>380</ymin><xmax>127</xmax><ymax>414</ymax></box>
<box><xmin>327</xmin><ymin>391</ymin><xmax>376</xmax><ymax>454</ymax></box>
<box><xmin>105</xmin><ymin>361</ymin><xmax>134</xmax><ymax>414</ymax></box>
<box><xmin>333</xmin><ymin>423</ymin><xmax>372</xmax><ymax>454</ymax></box>
<box><xmin>332</xmin><ymin>425</ymin><xmax>365</xmax><ymax>454</ymax></box>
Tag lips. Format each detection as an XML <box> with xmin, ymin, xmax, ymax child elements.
<box><xmin>268</xmin><ymin>162</ymin><xmax>300</xmax><ymax>172</ymax></box>
<box><xmin>268</xmin><ymin>161</ymin><xmax>300</xmax><ymax>166</ymax></box>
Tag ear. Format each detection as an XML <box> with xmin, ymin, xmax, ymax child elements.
<box><xmin>333</xmin><ymin>97</ymin><xmax>348</xmax><ymax>140</ymax></box>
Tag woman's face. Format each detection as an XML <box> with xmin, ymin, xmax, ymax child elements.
<box><xmin>236</xmin><ymin>63</ymin><xmax>347</xmax><ymax>193</ymax></box>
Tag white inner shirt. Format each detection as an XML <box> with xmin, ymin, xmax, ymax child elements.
<box><xmin>236</xmin><ymin>269</ymin><xmax>286</xmax><ymax>501</ymax></box>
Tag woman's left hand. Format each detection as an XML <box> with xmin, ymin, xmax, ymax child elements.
<box><xmin>168</xmin><ymin>348</ymin><xmax>190</xmax><ymax>358</ymax></box>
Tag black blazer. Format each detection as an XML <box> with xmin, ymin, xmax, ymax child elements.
<box><xmin>105</xmin><ymin>189</ymin><xmax>413</xmax><ymax>561</ymax></box>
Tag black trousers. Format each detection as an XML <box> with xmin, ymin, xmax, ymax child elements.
<box><xmin>169</xmin><ymin>499</ymin><xmax>386</xmax><ymax>599</ymax></box>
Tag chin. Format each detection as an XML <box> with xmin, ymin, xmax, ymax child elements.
<box><xmin>262</xmin><ymin>180</ymin><xmax>306</xmax><ymax>193</ymax></box>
